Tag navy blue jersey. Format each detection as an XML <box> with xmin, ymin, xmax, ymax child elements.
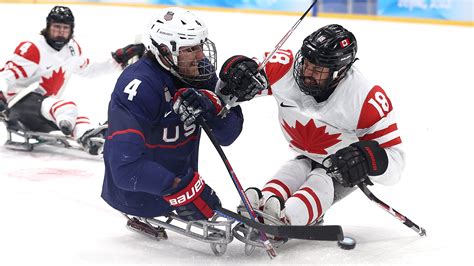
<box><xmin>101</xmin><ymin>56</ymin><xmax>243</xmax><ymax>217</ymax></box>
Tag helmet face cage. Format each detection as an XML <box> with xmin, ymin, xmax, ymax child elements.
<box><xmin>174</xmin><ymin>39</ymin><xmax>217</xmax><ymax>84</ymax></box>
<box><xmin>147</xmin><ymin>7</ymin><xmax>217</xmax><ymax>86</ymax></box>
<box><xmin>293</xmin><ymin>24</ymin><xmax>357</xmax><ymax>101</ymax></box>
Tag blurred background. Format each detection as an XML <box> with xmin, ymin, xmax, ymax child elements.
<box><xmin>0</xmin><ymin>1</ymin><xmax>473</xmax><ymax>265</ymax></box>
<box><xmin>0</xmin><ymin>0</ymin><xmax>472</xmax><ymax>26</ymax></box>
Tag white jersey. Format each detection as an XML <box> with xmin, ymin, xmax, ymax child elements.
<box><xmin>262</xmin><ymin>50</ymin><xmax>405</xmax><ymax>185</ymax></box>
<box><xmin>0</xmin><ymin>34</ymin><xmax>120</xmax><ymax>100</ymax></box>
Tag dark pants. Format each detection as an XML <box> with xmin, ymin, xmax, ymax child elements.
<box><xmin>7</xmin><ymin>93</ymin><xmax>58</xmax><ymax>133</ymax></box>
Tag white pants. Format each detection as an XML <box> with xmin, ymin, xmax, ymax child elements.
<box><xmin>261</xmin><ymin>157</ymin><xmax>356</xmax><ymax>225</ymax></box>
<box><xmin>41</xmin><ymin>97</ymin><xmax>93</xmax><ymax>140</ymax></box>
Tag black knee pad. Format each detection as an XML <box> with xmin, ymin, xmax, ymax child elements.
<box><xmin>8</xmin><ymin>93</ymin><xmax>58</xmax><ymax>132</ymax></box>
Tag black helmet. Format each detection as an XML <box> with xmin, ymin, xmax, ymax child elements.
<box><xmin>44</xmin><ymin>6</ymin><xmax>75</xmax><ymax>51</ymax></box>
<box><xmin>293</xmin><ymin>24</ymin><xmax>357</xmax><ymax>102</ymax></box>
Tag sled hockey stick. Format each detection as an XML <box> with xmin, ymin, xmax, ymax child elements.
<box><xmin>357</xmin><ymin>183</ymin><xmax>426</xmax><ymax>236</ymax></box>
<box><xmin>197</xmin><ymin>118</ymin><xmax>277</xmax><ymax>258</ymax></box>
<box><xmin>222</xmin><ymin>0</ymin><xmax>318</xmax><ymax>111</ymax></box>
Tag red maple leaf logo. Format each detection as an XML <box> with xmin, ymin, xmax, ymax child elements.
<box><xmin>282</xmin><ymin>119</ymin><xmax>341</xmax><ymax>155</ymax></box>
<box><xmin>39</xmin><ymin>67</ymin><xmax>65</xmax><ymax>96</ymax></box>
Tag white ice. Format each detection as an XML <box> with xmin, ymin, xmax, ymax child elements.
<box><xmin>0</xmin><ymin>3</ymin><xmax>473</xmax><ymax>265</ymax></box>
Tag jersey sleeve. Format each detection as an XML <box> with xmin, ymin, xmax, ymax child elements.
<box><xmin>206</xmin><ymin>104</ymin><xmax>244</xmax><ymax>146</ymax></box>
<box><xmin>261</xmin><ymin>49</ymin><xmax>294</xmax><ymax>96</ymax></box>
<box><xmin>0</xmin><ymin>41</ymin><xmax>41</xmax><ymax>90</ymax></box>
<box><xmin>356</xmin><ymin>85</ymin><xmax>405</xmax><ymax>185</ymax></box>
<box><xmin>70</xmin><ymin>39</ymin><xmax>121</xmax><ymax>78</ymax></box>
<box><xmin>104</xmin><ymin>75</ymin><xmax>175</xmax><ymax>196</ymax></box>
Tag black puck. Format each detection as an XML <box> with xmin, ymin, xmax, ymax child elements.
<box><xmin>337</xmin><ymin>236</ymin><xmax>356</xmax><ymax>250</ymax></box>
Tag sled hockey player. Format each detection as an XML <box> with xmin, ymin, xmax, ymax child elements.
<box><xmin>101</xmin><ymin>7</ymin><xmax>243</xmax><ymax>249</ymax></box>
<box><xmin>218</xmin><ymin>24</ymin><xmax>405</xmax><ymax>229</ymax></box>
<box><xmin>0</xmin><ymin>6</ymin><xmax>145</xmax><ymax>155</ymax></box>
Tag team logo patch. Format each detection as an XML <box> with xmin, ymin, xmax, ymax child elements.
<box><xmin>164</xmin><ymin>11</ymin><xmax>174</xmax><ymax>21</ymax></box>
<box><xmin>340</xmin><ymin>38</ymin><xmax>350</xmax><ymax>48</ymax></box>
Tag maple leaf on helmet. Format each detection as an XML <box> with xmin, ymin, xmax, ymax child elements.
<box><xmin>282</xmin><ymin>119</ymin><xmax>341</xmax><ymax>155</ymax></box>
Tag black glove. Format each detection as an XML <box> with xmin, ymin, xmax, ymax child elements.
<box><xmin>323</xmin><ymin>140</ymin><xmax>389</xmax><ymax>187</ymax></box>
<box><xmin>219</xmin><ymin>55</ymin><xmax>268</xmax><ymax>102</ymax></box>
<box><xmin>111</xmin><ymin>43</ymin><xmax>145</xmax><ymax>68</ymax></box>
<box><xmin>163</xmin><ymin>170</ymin><xmax>221</xmax><ymax>221</ymax></box>
<box><xmin>0</xmin><ymin>92</ymin><xmax>7</xmax><ymax>113</ymax></box>
<box><xmin>172</xmin><ymin>88</ymin><xmax>223</xmax><ymax>126</ymax></box>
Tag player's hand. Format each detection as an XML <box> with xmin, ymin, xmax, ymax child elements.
<box><xmin>111</xmin><ymin>43</ymin><xmax>145</xmax><ymax>68</ymax></box>
<box><xmin>163</xmin><ymin>169</ymin><xmax>221</xmax><ymax>221</ymax></box>
<box><xmin>172</xmin><ymin>88</ymin><xmax>223</xmax><ymax>126</ymax></box>
<box><xmin>323</xmin><ymin>140</ymin><xmax>388</xmax><ymax>187</ymax></box>
<box><xmin>218</xmin><ymin>55</ymin><xmax>268</xmax><ymax>102</ymax></box>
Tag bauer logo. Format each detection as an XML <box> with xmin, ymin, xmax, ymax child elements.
<box><xmin>167</xmin><ymin>175</ymin><xmax>204</xmax><ymax>206</ymax></box>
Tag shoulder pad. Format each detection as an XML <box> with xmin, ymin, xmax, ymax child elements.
<box><xmin>264</xmin><ymin>49</ymin><xmax>294</xmax><ymax>86</ymax></box>
<box><xmin>357</xmin><ymin>85</ymin><xmax>393</xmax><ymax>129</ymax></box>
<box><xmin>14</xmin><ymin>41</ymin><xmax>40</xmax><ymax>64</ymax></box>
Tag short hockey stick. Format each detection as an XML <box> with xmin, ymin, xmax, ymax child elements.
<box><xmin>197</xmin><ymin>118</ymin><xmax>277</xmax><ymax>258</ymax></box>
<box><xmin>357</xmin><ymin>183</ymin><xmax>427</xmax><ymax>236</ymax></box>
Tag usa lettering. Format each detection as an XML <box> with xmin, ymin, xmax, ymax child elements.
<box><xmin>163</xmin><ymin>123</ymin><xmax>196</xmax><ymax>142</ymax></box>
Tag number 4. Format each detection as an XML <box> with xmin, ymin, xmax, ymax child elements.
<box><xmin>19</xmin><ymin>42</ymin><xmax>32</xmax><ymax>55</ymax></box>
<box><xmin>124</xmin><ymin>79</ymin><xmax>142</xmax><ymax>101</ymax></box>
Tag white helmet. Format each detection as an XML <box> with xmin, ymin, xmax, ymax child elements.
<box><xmin>147</xmin><ymin>7</ymin><xmax>217</xmax><ymax>86</ymax></box>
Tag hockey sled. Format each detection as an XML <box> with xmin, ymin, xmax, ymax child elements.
<box><xmin>1</xmin><ymin>113</ymin><xmax>105</xmax><ymax>154</ymax></box>
<box><xmin>123</xmin><ymin>212</ymin><xmax>234</xmax><ymax>256</ymax></box>
<box><xmin>123</xmin><ymin>207</ymin><xmax>349</xmax><ymax>257</ymax></box>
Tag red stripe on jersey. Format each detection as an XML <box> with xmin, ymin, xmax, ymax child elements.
<box><xmin>107</xmin><ymin>128</ymin><xmax>199</xmax><ymax>149</ymax></box>
<box><xmin>8</xmin><ymin>68</ymin><xmax>19</xmax><ymax>79</ymax></box>
<box><xmin>265</xmin><ymin>179</ymin><xmax>291</xmax><ymax>199</ymax></box>
<box><xmin>301</xmin><ymin>187</ymin><xmax>322</xmax><ymax>221</ymax></box>
<box><xmin>6</xmin><ymin>60</ymin><xmax>28</xmax><ymax>78</ymax></box>
<box><xmin>380</xmin><ymin>137</ymin><xmax>402</xmax><ymax>148</ymax></box>
<box><xmin>264</xmin><ymin>49</ymin><xmax>293</xmax><ymax>86</ymax></box>
<box><xmin>360</xmin><ymin>123</ymin><xmax>398</xmax><ymax>141</ymax></box>
<box><xmin>292</xmin><ymin>193</ymin><xmax>313</xmax><ymax>225</ymax></box>
<box><xmin>14</xmin><ymin>42</ymin><xmax>40</xmax><ymax>64</ymax></box>
<box><xmin>357</xmin><ymin>86</ymin><xmax>393</xmax><ymax>129</ymax></box>
<box><xmin>262</xmin><ymin>187</ymin><xmax>285</xmax><ymax>201</ymax></box>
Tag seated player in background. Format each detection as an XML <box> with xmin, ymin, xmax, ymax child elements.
<box><xmin>0</xmin><ymin>6</ymin><xmax>145</xmax><ymax>155</ymax></box>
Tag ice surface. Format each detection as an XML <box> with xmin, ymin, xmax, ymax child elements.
<box><xmin>0</xmin><ymin>3</ymin><xmax>473</xmax><ymax>265</ymax></box>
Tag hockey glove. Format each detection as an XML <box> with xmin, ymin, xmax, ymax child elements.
<box><xmin>111</xmin><ymin>43</ymin><xmax>145</xmax><ymax>68</ymax></box>
<box><xmin>163</xmin><ymin>170</ymin><xmax>221</xmax><ymax>221</ymax></box>
<box><xmin>172</xmin><ymin>88</ymin><xmax>223</xmax><ymax>126</ymax></box>
<box><xmin>0</xmin><ymin>92</ymin><xmax>6</xmax><ymax>113</ymax></box>
<box><xmin>323</xmin><ymin>140</ymin><xmax>388</xmax><ymax>187</ymax></box>
<box><xmin>218</xmin><ymin>55</ymin><xmax>268</xmax><ymax>102</ymax></box>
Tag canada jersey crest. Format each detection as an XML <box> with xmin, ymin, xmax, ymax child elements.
<box><xmin>281</xmin><ymin>118</ymin><xmax>341</xmax><ymax>155</ymax></box>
